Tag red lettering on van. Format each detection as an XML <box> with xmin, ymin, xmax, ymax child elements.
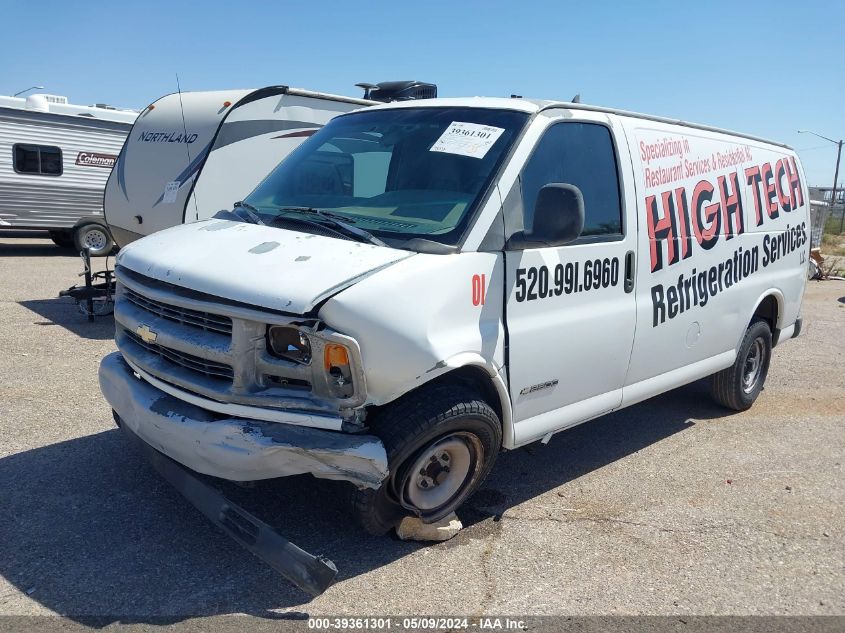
<box><xmin>718</xmin><ymin>172</ymin><xmax>744</xmax><ymax>239</ymax></box>
<box><xmin>646</xmin><ymin>194</ymin><xmax>678</xmax><ymax>272</ymax></box>
<box><xmin>691</xmin><ymin>180</ymin><xmax>720</xmax><ymax>250</ymax></box>
<box><xmin>745</xmin><ymin>165</ymin><xmax>765</xmax><ymax>226</ymax></box>
<box><xmin>761</xmin><ymin>162</ymin><xmax>779</xmax><ymax>220</ymax></box>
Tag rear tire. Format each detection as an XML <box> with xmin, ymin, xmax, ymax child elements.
<box><xmin>73</xmin><ymin>223</ymin><xmax>115</xmax><ymax>257</ymax></box>
<box><xmin>711</xmin><ymin>318</ymin><xmax>772</xmax><ymax>411</ymax></box>
<box><xmin>49</xmin><ymin>230</ymin><xmax>74</xmax><ymax>249</ymax></box>
<box><xmin>352</xmin><ymin>385</ymin><xmax>502</xmax><ymax>535</ymax></box>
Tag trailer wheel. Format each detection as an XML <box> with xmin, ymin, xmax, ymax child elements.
<box><xmin>49</xmin><ymin>230</ymin><xmax>74</xmax><ymax>249</ymax></box>
<box><xmin>711</xmin><ymin>318</ymin><xmax>772</xmax><ymax>411</ymax></box>
<box><xmin>352</xmin><ymin>385</ymin><xmax>502</xmax><ymax>535</ymax></box>
<box><xmin>74</xmin><ymin>223</ymin><xmax>115</xmax><ymax>257</ymax></box>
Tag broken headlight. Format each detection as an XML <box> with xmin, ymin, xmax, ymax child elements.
<box><xmin>324</xmin><ymin>343</ymin><xmax>355</xmax><ymax>398</ymax></box>
<box><xmin>267</xmin><ymin>326</ymin><xmax>312</xmax><ymax>364</ymax></box>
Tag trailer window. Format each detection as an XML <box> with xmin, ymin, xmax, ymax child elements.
<box><xmin>13</xmin><ymin>144</ymin><xmax>63</xmax><ymax>176</ymax></box>
<box><xmin>520</xmin><ymin>123</ymin><xmax>622</xmax><ymax>241</ymax></box>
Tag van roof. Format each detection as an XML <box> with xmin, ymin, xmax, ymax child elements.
<box><xmin>362</xmin><ymin>96</ymin><xmax>792</xmax><ymax>150</ymax></box>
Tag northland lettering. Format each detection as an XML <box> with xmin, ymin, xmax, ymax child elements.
<box><xmin>137</xmin><ymin>131</ymin><xmax>198</xmax><ymax>144</ymax></box>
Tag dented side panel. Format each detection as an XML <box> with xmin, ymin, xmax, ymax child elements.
<box><xmin>319</xmin><ymin>252</ymin><xmax>510</xmax><ymax>437</ymax></box>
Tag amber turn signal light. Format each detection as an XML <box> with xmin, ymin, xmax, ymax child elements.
<box><xmin>324</xmin><ymin>344</ymin><xmax>349</xmax><ymax>370</ymax></box>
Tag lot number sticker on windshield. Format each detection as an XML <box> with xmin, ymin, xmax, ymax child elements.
<box><xmin>430</xmin><ymin>122</ymin><xmax>505</xmax><ymax>159</ymax></box>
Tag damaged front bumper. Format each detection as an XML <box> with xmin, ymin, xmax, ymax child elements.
<box><xmin>118</xmin><ymin>419</ymin><xmax>339</xmax><ymax>596</ymax></box>
<box><xmin>98</xmin><ymin>352</ymin><xmax>388</xmax><ymax>489</ymax></box>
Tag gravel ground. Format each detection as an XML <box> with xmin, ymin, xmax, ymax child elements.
<box><xmin>0</xmin><ymin>232</ymin><xmax>843</xmax><ymax>622</ymax></box>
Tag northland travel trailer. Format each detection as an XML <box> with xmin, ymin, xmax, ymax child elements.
<box><xmin>104</xmin><ymin>85</ymin><xmax>373</xmax><ymax>247</ymax></box>
<box><xmin>99</xmin><ymin>97</ymin><xmax>809</xmax><ymax>593</ymax></box>
<box><xmin>0</xmin><ymin>93</ymin><xmax>136</xmax><ymax>254</ymax></box>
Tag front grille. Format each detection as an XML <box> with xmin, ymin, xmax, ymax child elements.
<box><xmin>114</xmin><ymin>269</ymin><xmax>362</xmax><ymax>415</ymax></box>
<box><xmin>125</xmin><ymin>330</ymin><xmax>234</xmax><ymax>381</ymax></box>
<box><xmin>124</xmin><ymin>286</ymin><xmax>232</xmax><ymax>335</ymax></box>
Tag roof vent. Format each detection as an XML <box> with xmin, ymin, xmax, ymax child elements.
<box><xmin>356</xmin><ymin>81</ymin><xmax>437</xmax><ymax>103</ymax></box>
<box><xmin>24</xmin><ymin>95</ymin><xmax>50</xmax><ymax>112</ymax></box>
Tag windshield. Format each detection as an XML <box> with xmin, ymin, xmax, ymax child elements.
<box><xmin>243</xmin><ymin>107</ymin><xmax>528</xmax><ymax>249</ymax></box>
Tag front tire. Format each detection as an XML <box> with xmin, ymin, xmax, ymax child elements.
<box><xmin>711</xmin><ymin>319</ymin><xmax>772</xmax><ymax>411</ymax></box>
<box><xmin>74</xmin><ymin>223</ymin><xmax>115</xmax><ymax>257</ymax></box>
<box><xmin>352</xmin><ymin>385</ymin><xmax>502</xmax><ymax>535</ymax></box>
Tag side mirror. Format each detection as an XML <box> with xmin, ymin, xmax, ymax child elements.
<box><xmin>508</xmin><ymin>183</ymin><xmax>585</xmax><ymax>249</ymax></box>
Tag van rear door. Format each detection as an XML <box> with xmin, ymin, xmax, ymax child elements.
<box><xmin>504</xmin><ymin>112</ymin><xmax>639</xmax><ymax>446</ymax></box>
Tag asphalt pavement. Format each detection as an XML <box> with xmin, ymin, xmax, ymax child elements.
<box><xmin>0</xmin><ymin>233</ymin><xmax>842</xmax><ymax>623</ymax></box>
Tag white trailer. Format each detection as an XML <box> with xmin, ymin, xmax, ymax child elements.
<box><xmin>0</xmin><ymin>93</ymin><xmax>136</xmax><ymax>254</ymax></box>
<box><xmin>104</xmin><ymin>85</ymin><xmax>372</xmax><ymax>248</ymax></box>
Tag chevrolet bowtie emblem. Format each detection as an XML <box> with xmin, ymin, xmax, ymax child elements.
<box><xmin>136</xmin><ymin>324</ymin><xmax>158</xmax><ymax>344</ymax></box>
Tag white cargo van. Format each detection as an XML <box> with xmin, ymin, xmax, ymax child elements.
<box><xmin>99</xmin><ymin>97</ymin><xmax>808</xmax><ymax>545</ymax></box>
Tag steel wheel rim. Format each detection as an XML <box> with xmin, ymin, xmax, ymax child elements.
<box><xmin>83</xmin><ymin>228</ymin><xmax>108</xmax><ymax>252</ymax></box>
<box><xmin>742</xmin><ymin>338</ymin><xmax>765</xmax><ymax>393</ymax></box>
<box><xmin>402</xmin><ymin>432</ymin><xmax>482</xmax><ymax>513</ymax></box>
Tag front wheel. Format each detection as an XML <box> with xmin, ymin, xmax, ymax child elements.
<box><xmin>352</xmin><ymin>385</ymin><xmax>502</xmax><ymax>535</ymax></box>
<box><xmin>711</xmin><ymin>319</ymin><xmax>772</xmax><ymax>411</ymax></box>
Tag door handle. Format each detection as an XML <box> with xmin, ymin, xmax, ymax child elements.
<box><xmin>624</xmin><ymin>250</ymin><xmax>635</xmax><ymax>293</ymax></box>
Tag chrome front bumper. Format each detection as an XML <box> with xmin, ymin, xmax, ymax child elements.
<box><xmin>99</xmin><ymin>352</ymin><xmax>388</xmax><ymax>489</ymax></box>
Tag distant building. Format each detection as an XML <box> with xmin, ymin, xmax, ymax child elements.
<box><xmin>809</xmin><ymin>186</ymin><xmax>845</xmax><ymax>206</ymax></box>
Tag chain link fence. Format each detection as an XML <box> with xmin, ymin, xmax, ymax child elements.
<box><xmin>809</xmin><ymin>201</ymin><xmax>831</xmax><ymax>249</ymax></box>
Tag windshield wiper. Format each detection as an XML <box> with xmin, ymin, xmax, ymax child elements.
<box><xmin>233</xmin><ymin>201</ymin><xmax>265</xmax><ymax>225</ymax></box>
<box><xmin>271</xmin><ymin>206</ymin><xmax>386</xmax><ymax>247</ymax></box>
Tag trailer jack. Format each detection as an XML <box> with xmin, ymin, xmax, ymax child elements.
<box><xmin>58</xmin><ymin>248</ymin><xmax>115</xmax><ymax>320</ymax></box>
<box><xmin>116</xmin><ymin>415</ymin><xmax>339</xmax><ymax>597</ymax></box>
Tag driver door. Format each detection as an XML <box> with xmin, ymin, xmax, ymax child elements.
<box><xmin>504</xmin><ymin>116</ymin><xmax>639</xmax><ymax>445</ymax></box>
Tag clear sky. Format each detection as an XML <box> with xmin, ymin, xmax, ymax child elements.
<box><xmin>2</xmin><ymin>0</ymin><xmax>842</xmax><ymax>186</ymax></box>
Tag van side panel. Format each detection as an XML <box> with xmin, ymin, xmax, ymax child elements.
<box><xmin>620</xmin><ymin>117</ymin><xmax>808</xmax><ymax>401</ymax></box>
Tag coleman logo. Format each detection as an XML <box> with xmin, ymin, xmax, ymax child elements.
<box><xmin>136</xmin><ymin>324</ymin><xmax>158</xmax><ymax>344</ymax></box>
<box><xmin>75</xmin><ymin>152</ymin><xmax>117</xmax><ymax>168</ymax></box>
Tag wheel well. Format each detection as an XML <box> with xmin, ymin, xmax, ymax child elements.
<box><xmin>425</xmin><ymin>366</ymin><xmax>505</xmax><ymax>425</ymax></box>
<box><xmin>363</xmin><ymin>365</ymin><xmax>509</xmax><ymax>442</ymax></box>
<box><xmin>752</xmin><ymin>294</ymin><xmax>779</xmax><ymax>331</ymax></box>
<box><xmin>72</xmin><ymin>216</ymin><xmax>110</xmax><ymax>231</ymax></box>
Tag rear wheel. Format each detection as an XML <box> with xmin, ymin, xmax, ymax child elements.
<box><xmin>49</xmin><ymin>230</ymin><xmax>74</xmax><ymax>249</ymax></box>
<box><xmin>74</xmin><ymin>223</ymin><xmax>114</xmax><ymax>257</ymax></box>
<box><xmin>711</xmin><ymin>319</ymin><xmax>772</xmax><ymax>411</ymax></box>
<box><xmin>352</xmin><ymin>385</ymin><xmax>502</xmax><ymax>535</ymax></box>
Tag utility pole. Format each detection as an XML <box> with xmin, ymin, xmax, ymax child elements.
<box><xmin>798</xmin><ymin>130</ymin><xmax>844</xmax><ymax>233</ymax></box>
<box><xmin>834</xmin><ymin>140</ymin><xmax>844</xmax><ymax>233</ymax></box>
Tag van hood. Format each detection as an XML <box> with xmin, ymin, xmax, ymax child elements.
<box><xmin>115</xmin><ymin>219</ymin><xmax>413</xmax><ymax>314</ymax></box>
